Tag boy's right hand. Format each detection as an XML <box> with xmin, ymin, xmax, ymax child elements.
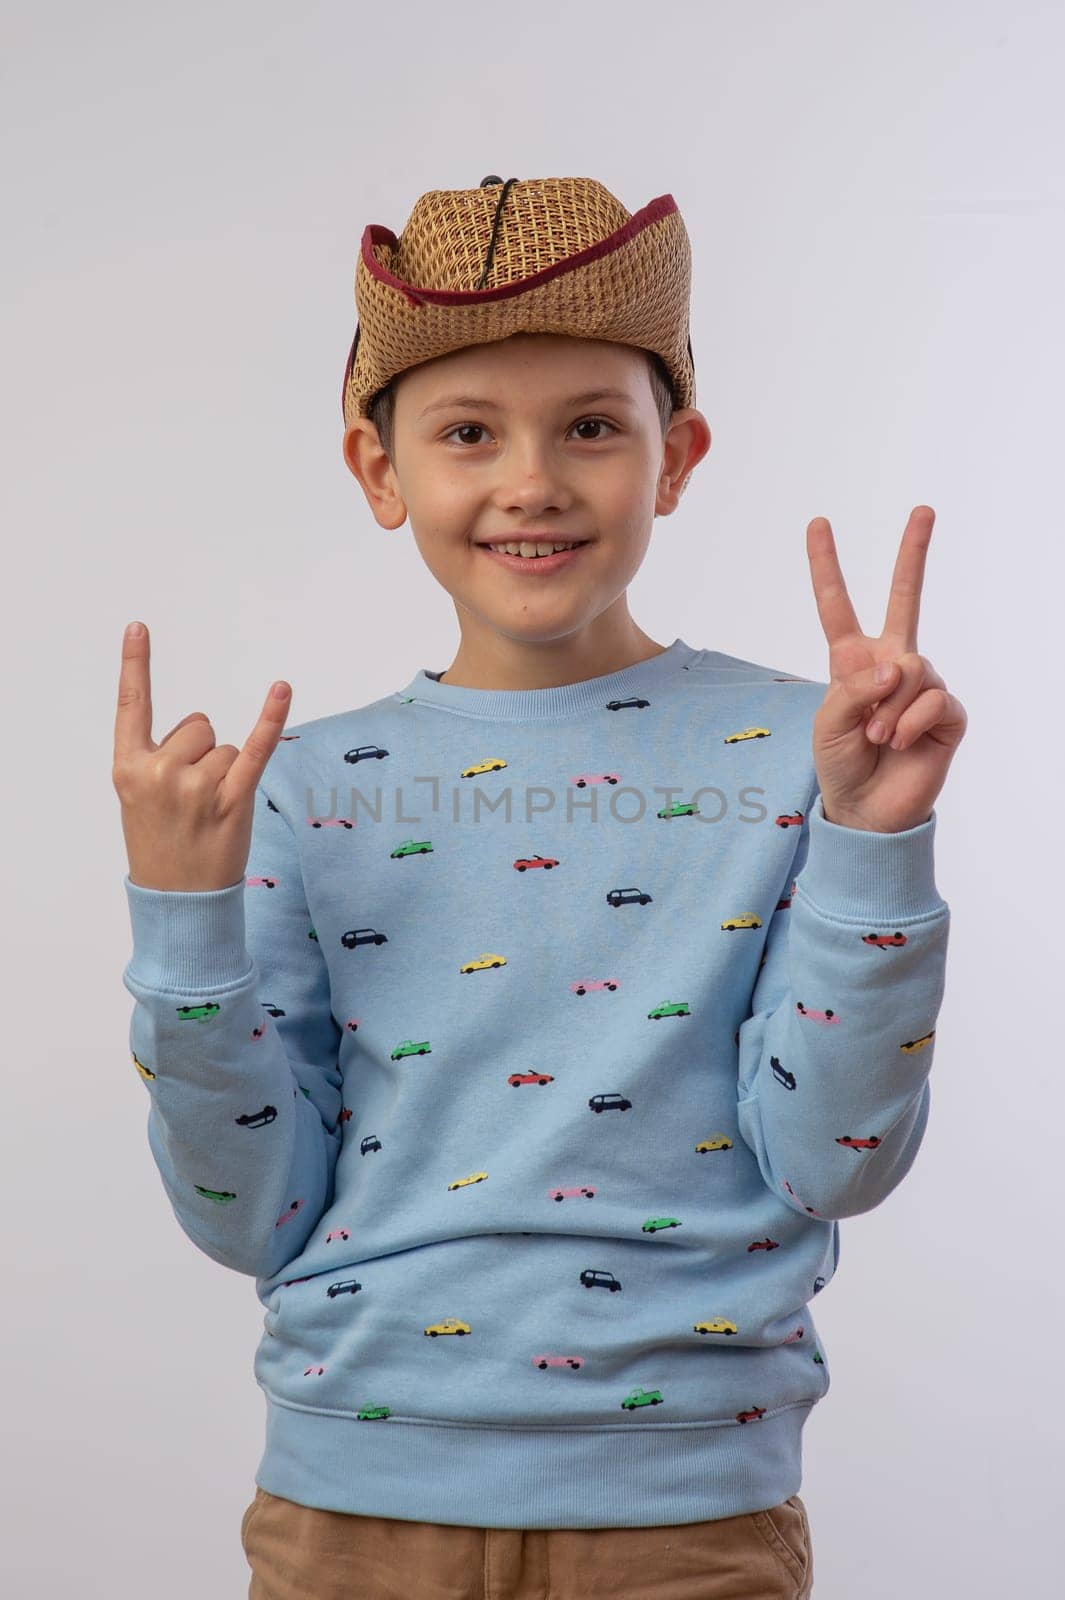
<box><xmin>112</xmin><ymin>621</ymin><xmax>292</xmax><ymax>892</ymax></box>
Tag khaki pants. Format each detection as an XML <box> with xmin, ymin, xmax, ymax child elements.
<box><xmin>241</xmin><ymin>1486</ymin><xmax>814</xmax><ymax>1598</ymax></box>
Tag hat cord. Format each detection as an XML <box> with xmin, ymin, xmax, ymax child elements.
<box><xmin>475</xmin><ymin>176</ymin><xmax>519</xmax><ymax>290</ymax></box>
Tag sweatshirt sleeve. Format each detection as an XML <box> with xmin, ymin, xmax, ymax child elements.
<box><xmin>736</xmin><ymin>787</ymin><xmax>950</xmax><ymax>1221</ymax></box>
<box><xmin>121</xmin><ymin>782</ymin><xmax>343</xmax><ymax>1279</ymax></box>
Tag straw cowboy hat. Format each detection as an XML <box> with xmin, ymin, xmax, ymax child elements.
<box><xmin>341</xmin><ymin>175</ymin><xmax>696</xmax><ymax>426</ymax></box>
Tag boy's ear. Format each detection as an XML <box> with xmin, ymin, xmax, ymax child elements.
<box><xmin>655</xmin><ymin>409</ymin><xmax>712</xmax><ymax>516</ymax></box>
<box><xmin>342</xmin><ymin>420</ymin><xmax>408</xmax><ymax>530</ymax></box>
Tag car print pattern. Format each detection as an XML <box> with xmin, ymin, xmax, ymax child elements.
<box><xmin>131</xmin><ymin>678</ymin><xmax>941</xmax><ymax>1430</ymax></box>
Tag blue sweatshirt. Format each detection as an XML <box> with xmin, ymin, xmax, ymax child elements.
<box><xmin>121</xmin><ymin>636</ymin><xmax>950</xmax><ymax>1528</ymax></box>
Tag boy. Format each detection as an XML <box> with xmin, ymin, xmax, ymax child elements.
<box><xmin>113</xmin><ymin>176</ymin><xmax>965</xmax><ymax>1599</ymax></box>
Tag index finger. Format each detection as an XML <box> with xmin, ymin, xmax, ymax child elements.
<box><xmin>220</xmin><ymin>681</ymin><xmax>292</xmax><ymax>802</ymax></box>
<box><xmin>114</xmin><ymin>621</ymin><xmax>154</xmax><ymax>759</ymax></box>
<box><xmin>806</xmin><ymin>516</ymin><xmax>861</xmax><ymax>646</ymax></box>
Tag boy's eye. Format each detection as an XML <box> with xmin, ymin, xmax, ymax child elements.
<box><xmin>442</xmin><ymin>417</ymin><xmax>617</xmax><ymax>446</ymax></box>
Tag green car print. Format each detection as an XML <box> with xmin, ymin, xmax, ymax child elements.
<box><xmin>391</xmin><ymin>839</ymin><xmax>434</xmax><ymax>858</ymax></box>
<box><xmin>391</xmin><ymin>1039</ymin><xmax>432</xmax><ymax>1060</ymax></box>
<box><xmin>642</xmin><ymin>1217</ymin><xmax>682</xmax><ymax>1233</ymax></box>
<box><xmin>194</xmin><ymin>1185</ymin><xmax>236</xmax><ymax>1203</ymax></box>
<box><xmin>356</xmin><ymin>1405</ymin><xmax>391</xmax><ymax>1421</ymax></box>
<box><xmin>177</xmin><ymin>1002</ymin><xmax>220</xmax><ymax>1022</ymax></box>
<box><xmin>621</xmin><ymin>1387</ymin><xmax>663</xmax><ymax>1410</ymax></box>
<box><xmin>647</xmin><ymin>1001</ymin><xmax>690</xmax><ymax>1020</ymax></box>
<box><xmin>656</xmin><ymin>800</ymin><xmax>700</xmax><ymax>819</ymax></box>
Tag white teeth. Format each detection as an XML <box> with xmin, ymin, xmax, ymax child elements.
<box><xmin>487</xmin><ymin>541</ymin><xmax>582</xmax><ymax>556</ymax></box>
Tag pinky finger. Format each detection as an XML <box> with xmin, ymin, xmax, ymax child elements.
<box><xmin>890</xmin><ymin>689</ymin><xmax>966</xmax><ymax>750</ymax></box>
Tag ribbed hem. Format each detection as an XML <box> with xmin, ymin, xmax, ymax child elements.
<box><xmin>394</xmin><ymin>637</ymin><xmax>701</xmax><ymax>721</ymax></box>
<box><xmin>797</xmin><ymin>795</ymin><xmax>946</xmax><ymax>922</ymax></box>
<box><xmin>122</xmin><ymin>874</ymin><xmax>253</xmax><ymax>991</ymax></box>
<box><xmin>254</xmin><ymin>1387</ymin><xmax>812</xmax><ymax>1528</ymax></box>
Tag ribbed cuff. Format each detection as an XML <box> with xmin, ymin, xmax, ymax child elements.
<box><xmin>796</xmin><ymin>794</ymin><xmax>946</xmax><ymax>921</ymax></box>
<box><xmin>122</xmin><ymin>874</ymin><xmax>253</xmax><ymax>991</ymax></box>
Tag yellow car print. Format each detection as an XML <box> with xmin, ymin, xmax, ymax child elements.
<box><xmin>447</xmin><ymin>1171</ymin><xmax>488</xmax><ymax>1191</ymax></box>
<box><xmin>720</xmin><ymin>912</ymin><xmax>763</xmax><ymax>931</ymax></box>
<box><xmin>131</xmin><ymin>1050</ymin><xmax>156</xmax><ymax>1082</ymax></box>
<box><xmin>693</xmin><ymin>1316</ymin><xmax>738</xmax><ymax>1336</ymax></box>
<box><xmin>460</xmin><ymin>758</ymin><xmax>508</xmax><ymax>778</ymax></box>
<box><xmin>723</xmin><ymin>726</ymin><xmax>771</xmax><ymax>743</ymax></box>
<box><xmin>695</xmin><ymin>1135</ymin><xmax>733</xmax><ymax>1153</ymax></box>
<box><xmin>423</xmin><ymin>1317</ymin><xmax>471</xmax><ymax>1337</ymax></box>
<box><xmin>460</xmin><ymin>953</ymin><xmax>507</xmax><ymax>973</ymax></box>
<box><xmin>900</xmin><ymin>1029</ymin><xmax>936</xmax><ymax>1054</ymax></box>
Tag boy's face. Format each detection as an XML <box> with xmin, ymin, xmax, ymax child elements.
<box><xmin>343</xmin><ymin>332</ymin><xmax>710</xmax><ymax>652</ymax></box>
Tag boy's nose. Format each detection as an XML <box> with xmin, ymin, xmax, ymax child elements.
<box><xmin>495</xmin><ymin>451</ymin><xmax>571</xmax><ymax>515</ymax></box>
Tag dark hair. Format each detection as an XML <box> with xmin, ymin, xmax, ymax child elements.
<box><xmin>368</xmin><ymin>346</ymin><xmax>676</xmax><ymax>466</ymax></box>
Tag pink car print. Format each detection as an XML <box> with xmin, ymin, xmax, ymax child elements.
<box><xmin>326</xmin><ymin>1228</ymin><xmax>350</xmax><ymax>1242</ymax></box>
<box><xmin>303</xmin><ymin>1365</ymin><xmax>325</xmax><ymax>1376</ymax></box>
<box><xmin>307</xmin><ymin>816</ymin><xmax>354</xmax><ymax>829</ymax></box>
<box><xmin>570</xmin><ymin>978</ymin><xmax>619</xmax><ymax>994</ymax></box>
<box><xmin>346</xmin><ymin>1018</ymin><xmax>361</xmax><ymax>1032</ymax></box>
<box><xmin>532</xmin><ymin>1353</ymin><xmax>584</xmax><ymax>1369</ymax></box>
<box><xmin>275</xmin><ymin>1197</ymin><xmax>306</xmax><ymax>1228</ymax></box>
<box><xmin>571</xmin><ymin>773</ymin><xmax>620</xmax><ymax>787</ymax></box>
<box><xmin>548</xmin><ymin>1185</ymin><xmax>596</xmax><ymax>1201</ymax></box>
<box><xmin>795</xmin><ymin>1002</ymin><xmax>840</xmax><ymax>1025</ymax></box>
<box><xmin>246</xmin><ymin>875</ymin><xmax>278</xmax><ymax>888</ymax></box>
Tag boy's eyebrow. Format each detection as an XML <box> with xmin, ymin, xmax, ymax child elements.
<box><xmin>417</xmin><ymin>387</ymin><xmax>638</xmax><ymax>420</ymax></box>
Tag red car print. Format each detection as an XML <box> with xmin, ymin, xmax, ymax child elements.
<box><xmin>862</xmin><ymin>931</ymin><xmax>907</xmax><ymax>949</ymax></box>
<box><xmin>326</xmin><ymin>1228</ymin><xmax>350</xmax><ymax>1242</ymax></box>
<box><xmin>246</xmin><ymin>875</ymin><xmax>278</xmax><ymax>888</ymax></box>
<box><xmin>570</xmin><ymin>978</ymin><xmax>619</xmax><ymax>994</ymax></box>
<box><xmin>776</xmin><ymin>880</ymin><xmax>797</xmax><ymax>910</ymax></box>
<box><xmin>837</xmin><ymin>1136</ymin><xmax>883</xmax><ymax>1151</ymax></box>
<box><xmin>774</xmin><ymin>812</ymin><xmax>803</xmax><ymax>829</ymax></box>
<box><xmin>339</xmin><ymin>1106</ymin><xmax>353</xmax><ymax>1123</ymax></box>
<box><xmin>346</xmin><ymin>1018</ymin><xmax>361</xmax><ymax>1032</ymax></box>
<box><xmin>251</xmin><ymin>1022</ymin><xmax>265</xmax><ymax>1040</ymax></box>
<box><xmin>782</xmin><ymin>1327</ymin><xmax>805</xmax><ymax>1344</ymax></box>
<box><xmin>795</xmin><ymin>1002</ymin><xmax>839</xmax><ymax>1024</ymax></box>
<box><xmin>532</xmin><ymin>1354</ymin><xmax>584</xmax><ymax>1369</ymax></box>
<box><xmin>275</xmin><ymin>1198</ymin><xmax>306</xmax><ymax>1229</ymax></box>
<box><xmin>571</xmin><ymin>772</ymin><xmax>620</xmax><ymax>786</ymax></box>
<box><xmin>747</xmin><ymin>1237</ymin><xmax>780</xmax><ymax>1253</ymax></box>
<box><xmin>508</xmin><ymin>1071</ymin><xmax>555</xmax><ymax>1087</ymax></box>
<box><xmin>548</xmin><ymin>1185</ymin><xmax>596</xmax><ymax>1201</ymax></box>
<box><xmin>513</xmin><ymin>855</ymin><xmax>559</xmax><ymax>871</ymax></box>
<box><xmin>736</xmin><ymin>1406</ymin><xmax>767</xmax><ymax>1423</ymax></box>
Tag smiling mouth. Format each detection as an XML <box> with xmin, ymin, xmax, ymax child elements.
<box><xmin>478</xmin><ymin>539</ymin><xmax>591</xmax><ymax>558</ymax></box>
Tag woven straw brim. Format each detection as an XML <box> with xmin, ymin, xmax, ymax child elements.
<box><xmin>342</xmin><ymin>183</ymin><xmax>693</xmax><ymax>427</ymax></box>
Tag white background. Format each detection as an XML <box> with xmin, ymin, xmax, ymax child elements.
<box><xmin>3</xmin><ymin>1</ymin><xmax>1061</xmax><ymax>1593</ymax></box>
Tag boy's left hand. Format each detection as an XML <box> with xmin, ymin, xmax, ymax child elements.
<box><xmin>806</xmin><ymin>505</ymin><xmax>967</xmax><ymax>833</ymax></box>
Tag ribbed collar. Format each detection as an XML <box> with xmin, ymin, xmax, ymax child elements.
<box><xmin>394</xmin><ymin>637</ymin><xmax>700</xmax><ymax>721</ymax></box>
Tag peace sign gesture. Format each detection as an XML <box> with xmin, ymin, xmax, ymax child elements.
<box><xmin>807</xmin><ymin>506</ymin><xmax>967</xmax><ymax>833</ymax></box>
<box><xmin>112</xmin><ymin>621</ymin><xmax>292</xmax><ymax>890</ymax></box>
